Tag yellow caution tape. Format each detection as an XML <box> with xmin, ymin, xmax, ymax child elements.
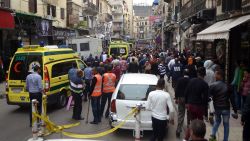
<box><xmin>32</xmin><ymin>95</ymin><xmax>138</xmax><ymax>139</ymax></box>
<box><xmin>62</xmin><ymin>108</ymin><xmax>137</xmax><ymax>138</ymax></box>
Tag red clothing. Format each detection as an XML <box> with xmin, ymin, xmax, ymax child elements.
<box><xmin>112</xmin><ymin>65</ymin><xmax>121</xmax><ymax>81</ymax></box>
<box><xmin>242</xmin><ymin>75</ymin><xmax>250</xmax><ymax>96</ymax></box>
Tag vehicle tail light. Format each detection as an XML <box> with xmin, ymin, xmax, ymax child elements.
<box><xmin>111</xmin><ymin>99</ymin><xmax>116</xmax><ymax>113</ymax></box>
<box><xmin>44</xmin><ymin>66</ymin><xmax>50</xmax><ymax>93</ymax></box>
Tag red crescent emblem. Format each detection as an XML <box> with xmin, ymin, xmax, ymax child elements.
<box><xmin>14</xmin><ymin>62</ymin><xmax>21</xmax><ymax>73</ymax></box>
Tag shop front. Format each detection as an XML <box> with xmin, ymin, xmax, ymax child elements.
<box><xmin>197</xmin><ymin>14</ymin><xmax>250</xmax><ymax>82</ymax></box>
<box><xmin>52</xmin><ymin>27</ymin><xmax>76</xmax><ymax>47</ymax></box>
<box><xmin>0</xmin><ymin>8</ymin><xmax>15</xmax><ymax>79</ymax></box>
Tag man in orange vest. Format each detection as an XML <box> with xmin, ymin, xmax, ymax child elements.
<box><xmin>100</xmin><ymin>64</ymin><xmax>116</xmax><ymax>118</ymax></box>
<box><xmin>89</xmin><ymin>67</ymin><xmax>102</xmax><ymax>124</ymax></box>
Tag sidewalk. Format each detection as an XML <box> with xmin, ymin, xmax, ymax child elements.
<box><xmin>0</xmin><ymin>81</ymin><xmax>6</xmax><ymax>99</ymax></box>
<box><xmin>166</xmin><ymin>81</ymin><xmax>243</xmax><ymax>141</ymax></box>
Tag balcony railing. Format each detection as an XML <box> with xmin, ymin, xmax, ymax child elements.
<box><xmin>83</xmin><ymin>1</ymin><xmax>98</xmax><ymax>15</ymax></box>
<box><xmin>113</xmin><ymin>26</ymin><xmax>122</xmax><ymax>31</ymax></box>
<box><xmin>113</xmin><ymin>18</ymin><xmax>123</xmax><ymax>22</ymax></box>
<box><xmin>99</xmin><ymin>13</ymin><xmax>113</xmax><ymax>22</ymax></box>
<box><xmin>181</xmin><ymin>0</ymin><xmax>216</xmax><ymax>19</ymax></box>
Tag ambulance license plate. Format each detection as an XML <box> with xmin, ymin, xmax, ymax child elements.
<box><xmin>12</xmin><ymin>88</ymin><xmax>23</xmax><ymax>93</ymax></box>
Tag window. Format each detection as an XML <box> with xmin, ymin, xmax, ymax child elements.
<box><xmin>29</xmin><ymin>0</ymin><xmax>37</xmax><ymax>13</ymax></box>
<box><xmin>222</xmin><ymin>0</ymin><xmax>241</xmax><ymax>12</ymax></box>
<box><xmin>80</xmin><ymin>43</ymin><xmax>90</xmax><ymax>51</ymax></box>
<box><xmin>77</xmin><ymin>60</ymin><xmax>86</xmax><ymax>70</ymax></box>
<box><xmin>47</xmin><ymin>4</ymin><xmax>50</xmax><ymax>15</ymax></box>
<box><xmin>10</xmin><ymin>54</ymin><xmax>43</xmax><ymax>80</ymax></box>
<box><xmin>60</xmin><ymin>8</ymin><xmax>65</xmax><ymax>19</ymax></box>
<box><xmin>145</xmin><ymin>22</ymin><xmax>147</xmax><ymax>25</ymax></box>
<box><xmin>117</xmin><ymin>84</ymin><xmax>156</xmax><ymax>100</ymax></box>
<box><xmin>100</xmin><ymin>3</ymin><xmax>102</xmax><ymax>13</ymax></box>
<box><xmin>52</xmin><ymin>5</ymin><xmax>56</xmax><ymax>17</ymax></box>
<box><xmin>1</xmin><ymin>0</ymin><xmax>10</xmax><ymax>7</ymax></box>
<box><xmin>69</xmin><ymin>44</ymin><xmax>77</xmax><ymax>52</ymax></box>
<box><xmin>52</xmin><ymin>61</ymin><xmax>76</xmax><ymax>78</ymax></box>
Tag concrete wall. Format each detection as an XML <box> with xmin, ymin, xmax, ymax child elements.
<box><xmin>11</xmin><ymin>0</ymin><xmax>67</xmax><ymax>28</ymax></box>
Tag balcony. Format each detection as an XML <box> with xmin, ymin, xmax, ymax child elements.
<box><xmin>113</xmin><ymin>17</ymin><xmax>123</xmax><ymax>22</ymax></box>
<box><xmin>112</xmin><ymin>8</ymin><xmax>123</xmax><ymax>15</ymax></box>
<box><xmin>181</xmin><ymin>0</ymin><xmax>216</xmax><ymax>19</ymax></box>
<box><xmin>113</xmin><ymin>26</ymin><xmax>122</xmax><ymax>31</ymax></box>
<box><xmin>98</xmin><ymin>13</ymin><xmax>113</xmax><ymax>22</ymax></box>
<box><xmin>83</xmin><ymin>1</ymin><xmax>98</xmax><ymax>15</ymax></box>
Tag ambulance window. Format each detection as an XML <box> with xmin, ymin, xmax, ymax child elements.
<box><xmin>52</xmin><ymin>61</ymin><xmax>76</xmax><ymax>78</ymax></box>
<box><xmin>77</xmin><ymin>60</ymin><xmax>86</xmax><ymax>70</ymax></box>
<box><xmin>9</xmin><ymin>54</ymin><xmax>43</xmax><ymax>80</ymax></box>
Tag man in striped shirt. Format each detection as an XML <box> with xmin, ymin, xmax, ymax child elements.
<box><xmin>158</xmin><ymin>59</ymin><xmax>166</xmax><ymax>79</ymax></box>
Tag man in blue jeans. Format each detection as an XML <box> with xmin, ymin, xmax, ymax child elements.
<box><xmin>209</xmin><ymin>70</ymin><xmax>238</xmax><ymax>141</ymax></box>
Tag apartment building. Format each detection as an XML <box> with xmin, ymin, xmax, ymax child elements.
<box><xmin>0</xmin><ymin>0</ymin><xmax>71</xmax><ymax>61</ymax></box>
<box><xmin>109</xmin><ymin>0</ymin><xmax>124</xmax><ymax>38</ymax></box>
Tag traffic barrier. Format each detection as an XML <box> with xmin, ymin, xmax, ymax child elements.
<box><xmin>31</xmin><ymin>95</ymin><xmax>138</xmax><ymax>139</ymax></box>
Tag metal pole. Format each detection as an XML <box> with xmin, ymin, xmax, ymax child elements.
<box><xmin>39</xmin><ymin>95</ymin><xmax>47</xmax><ymax>136</ymax></box>
<box><xmin>161</xmin><ymin>21</ymin><xmax>164</xmax><ymax>50</ymax></box>
<box><xmin>27</xmin><ymin>99</ymin><xmax>43</xmax><ymax>141</ymax></box>
<box><xmin>134</xmin><ymin>103</ymin><xmax>142</xmax><ymax>141</ymax></box>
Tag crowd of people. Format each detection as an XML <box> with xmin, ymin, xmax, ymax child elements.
<box><xmin>25</xmin><ymin>46</ymin><xmax>250</xmax><ymax>141</ymax></box>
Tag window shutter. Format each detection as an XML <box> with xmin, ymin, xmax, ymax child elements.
<box><xmin>2</xmin><ymin>0</ymin><xmax>10</xmax><ymax>8</ymax></box>
<box><xmin>29</xmin><ymin>0</ymin><xmax>37</xmax><ymax>13</ymax></box>
<box><xmin>61</xmin><ymin>8</ymin><xmax>65</xmax><ymax>19</ymax></box>
<box><xmin>52</xmin><ymin>5</ymin><xmax>56</xmax><ymax>17</ymax></box>
<box><xmin>47</xmin><ymin>4</ymin><xmax>50</xmax><ymax>15</ymax></box>
<box><xmin>34</xmin><ymin>0</ymin><xmax>37</xmax><ymax>13</ymax></box>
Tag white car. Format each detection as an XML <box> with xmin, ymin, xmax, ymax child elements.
<box><xmin>109</xmin><ymin>73</ymin><xmax>158</xmax><ymax>131</ymax></box>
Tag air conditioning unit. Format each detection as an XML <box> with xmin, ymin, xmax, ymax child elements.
<box><xmin>46</xmin><ymin>15</ymin><xmax>52</xmax><ymax>20</ymax></box>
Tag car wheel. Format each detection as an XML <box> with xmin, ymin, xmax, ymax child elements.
<box><xmin>56</xmin><ymin>91</ymin><xmax>67</xmax><ymax>108</ymax></box>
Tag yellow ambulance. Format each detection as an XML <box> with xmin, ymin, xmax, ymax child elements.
<box><xmin>6</xmin><ymin>45</ymin><xmax>86</xmax><ymax>108</ymax></box>
<box><xmin>108</xmin><ymin>41</ymin><xmax>130</xmax><ymax>58</ymax></box>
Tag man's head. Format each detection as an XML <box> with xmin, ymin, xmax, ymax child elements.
<box><xmin>197</xmin><ymin>67</ymin><xmax>206</xmax><ymax>78</ymax></box>
<box><xmin>72</xmin><ymin>63</ymin><xmax>77</xmax><ymax>68</ymax></box>
<box><xmin>215</xmin><ymin>69</ymin><xmax>224</xmax><ymax>81</ymax></box>
<box><xmin>156</xmin><ymin>78</ymin><xmax>165</xmax><ymax>90</ymax></box>
<box><xmin>33</xmin><ymin>65</ymin><xmax>41</xmax><ymax>73</ymax></box>
<box><xmin>190</xmin><ymin>119</ymin><xmax>206</xmax><ymax>140</ymax></box>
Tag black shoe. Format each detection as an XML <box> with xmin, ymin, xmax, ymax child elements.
<box><xmin>90</xmin><ymin>121</ymin><xmax>98</xmax><ymax>124</ymax></box>
<box><xmin>176</xmin><ymin>131</ymin><xmax>180</xmax><ymax>138</ymax></box>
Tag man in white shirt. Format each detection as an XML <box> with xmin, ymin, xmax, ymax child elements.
<box><xmin>147</xmin><ymin>78</ymin><xmax>175</xmax><ymax>141</ymax></box>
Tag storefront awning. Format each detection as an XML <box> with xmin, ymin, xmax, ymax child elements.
<box><xmin>0</xmin><ymin>9</ymin><xmax>15</xmax><ymax>29</ymax></box>
<box><xmin>197</xmin><ymin>14</ymin><xmax>250</xmax><ymax>40</ymax></box>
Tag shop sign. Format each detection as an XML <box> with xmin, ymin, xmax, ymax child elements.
<box><xmin>36</xmin><ymin>19</ymin><xmax>52</xmax><ymax>36</ymax></box>
<box><xmin>52</xmin><ymin>28</ymin><xmax>76</xmax><ymax>40</ymax></box>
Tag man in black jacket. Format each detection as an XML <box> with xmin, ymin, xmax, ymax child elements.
<box><xmin>184</xmin><ymin>67</ymin><xmax>209</xmax><ymax>140</ymax></box>
<box><xmin>175</xmin><ymin>69</ymin><xmax>190</xmax><ymax>138</ymax></box>
<box><xmin>209</xmin><ymin>70</ymin><xmax>238</xmax><ymax>141</ymax></box>
<box><xmin>242</xmin><ymin>94</ymin><xmax>250</xmax><ymax>141</ymax></box>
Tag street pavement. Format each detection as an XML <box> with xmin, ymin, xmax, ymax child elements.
<box><xmin>0</xmin><ymin>80</ymin><xmax>243</xmax><ymax>141</ymax></box>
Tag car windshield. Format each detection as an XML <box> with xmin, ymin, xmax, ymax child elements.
<box><xmin>117</xmin><ymin>84</ymin><xmax>156</xmax><ymax>100</ymax></box>
<box><xmin>9</xmin><ymin>53</ymin><xmax>43</xmax><ymax>80</ymax></box>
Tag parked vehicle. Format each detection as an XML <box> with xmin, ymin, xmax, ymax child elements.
<box><xmin>67</xmin><ymin>37</ymin><xmax>103</xmax><ymax>59</ymax></box>
<box><xmin>109</xmin><ymin>73</ymin><xmax>159</xmax><ymax>131</ymax></box>
<box><xmin>6</xmin><ymin>45</ymin><xmax>86</xmax><ymax>108</ymax></box>
<box><xmin>108</xmin><ymin>41</ymin><xmax>130</xmax><ymax>58</ymax></box>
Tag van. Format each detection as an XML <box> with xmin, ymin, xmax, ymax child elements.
<box><xmin>108</xmin><ymin>41</ymin><xmax>130</xmax><ymax>58</ymax></box>
<box><xmin>6</xmin><ymin>45</ymin><xmax>86</xmax><ymax>108</ymax></box>
<box><xmin>67</xmin><ymin>37</ymin><xmax>103</xmax><ymax>59</ymax></box>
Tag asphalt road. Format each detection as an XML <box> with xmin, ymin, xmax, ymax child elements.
<box><xmin>0</xmin><ymin>82</ymin><xmax>178</xmax><ymax>141</ymax></box>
